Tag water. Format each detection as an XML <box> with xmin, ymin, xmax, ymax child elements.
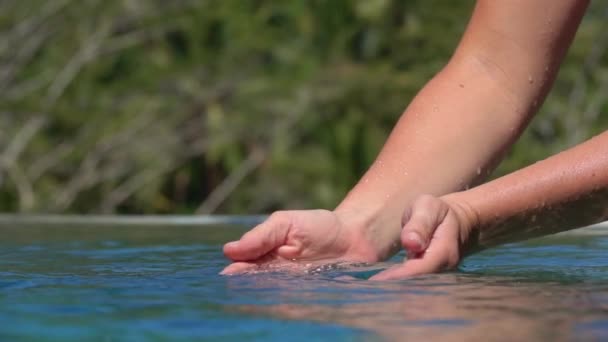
<box><xmin>2</xmin><ymin>222</ymin><xmax>608</xmax><ymax>341</ymax></box>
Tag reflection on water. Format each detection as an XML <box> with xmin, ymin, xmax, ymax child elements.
<box><xmin>227</xmin><ymin>272</ymin><xmax>608</xmax><ymax>341</ymax></box>
<box><xmin>1</xmin><ymin>225</ymin><xmax>608</xmax><ymax>341</ymax></box>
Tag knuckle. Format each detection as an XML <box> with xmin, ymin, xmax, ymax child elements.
<box><xmin>416</xmin><ymin>194</ymin><xmax>438</xmax><ymax>207</ymax></box>
<box><xmin>410</xmin><ymin>210</ymin><xmax>434</xmax><ymax>232</ymax></box>
<box><xmin>241</xmin><ymin>230</ymin><xmax>257</xmax><ymax>242</ymax></box>
<box><xmin>269</xmin><ymin>211</ymin><xmax>289</xmax><ymax>223</ymax></box>
<box><xmin>270</xmin><ymin>210</ymin><xmax>295</xmax><ymax>229</ymax></box>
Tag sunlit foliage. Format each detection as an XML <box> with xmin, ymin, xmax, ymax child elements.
<box><xmin>0</xmin><ymin>1</ymin><xmax>606</xmax><ymax>214</ymax></box>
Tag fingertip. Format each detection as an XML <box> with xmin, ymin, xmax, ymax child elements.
<box><xmin>369</xmin><ymin>265</ymin><xmax>412</xmax><ymax>281</ymax></box>
<box><xmin>223</xmin><ymin>241</ymin><xmax>239</xmax><ymax>256</ymax></box>
<box><xmin>369</xmin><ymin>272</ymin><xmax>392</xmax><ymax>281</ymax></box>
<box><xmin>220</xmin><ymin>262</ymin><xmax>257</xmax><ymax>275</ymax></box>
<box><xmin>402</xmin><ymin>231</ymin><xmax>425</xmax><ymax>252</ymax></box>
<box><xmin>224</xmin><ymin>241</ymin><xmax>238</xmax><ymax>249</ymax></box>
<box><xmin>224</xmin><ymin>240</ymin><xmax>239</xmax><ymax>247</ymax></box>
<box><xmin>223</xmin><ymin>237</ymin><xmax>265</xmax><ymax>261</ymax></box>
<box><xmin>368</xmin><ymin>270</ymin><xmax>386</xmax><ymax>281</ymax></box>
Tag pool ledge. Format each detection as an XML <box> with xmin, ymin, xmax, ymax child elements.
<box><xmin>0</xmin><ymin>214</ymin><xmax>606</xmax><ymax>236</ymax></box>
<box><xmin>0</xmin><ymin>214</ymin><xmax>266</xmax><ymax>228</ymax></box>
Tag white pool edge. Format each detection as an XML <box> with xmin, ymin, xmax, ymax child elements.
<box><xmin>0</xmin><ymin>214</ymin><xmax>266</xmax><ymax>227</ymax></box>
<box><xmin>0</xmin><ymin>214</ymin><xmax>606</xmax><ymax>235</ymax></box>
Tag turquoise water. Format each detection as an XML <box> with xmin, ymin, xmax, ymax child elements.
<box><xmin>2</xmin><ymin>223</ymin><xmax>608</xmax><ymax>341</ymax></box>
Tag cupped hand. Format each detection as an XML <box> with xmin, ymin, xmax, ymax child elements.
<box><xmin>370</xmin><ymin>194</ymin><xmax>477</xmax><ymax>280</ymax></box>
<box><xmin>221</xmin><ymin>209</ymin><xmax>383</xmax><ymax>275</ymax></box>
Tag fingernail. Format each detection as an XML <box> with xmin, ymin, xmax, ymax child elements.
<box><xmin>405</xmin><ymin>232</ymin><xmax>424</xmax><ymax>249</ymax></box>
<box><xmin>225</xmin><ymin>241</ymin><xmax>239</xmax><ymax>248</ymax></box>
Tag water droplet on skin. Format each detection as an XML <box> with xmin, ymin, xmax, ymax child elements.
<box><xmin>476</xmin><ymin>167</ymin><xmax>482</xmax><ymax>176</ymax></box>
<box><xmin>433</xmin><ymin>105</ymin><xmax>439</xmax><ymax>112</ymax></box>
<box><xmin>528</xmin><ymin>75</ymin><xmax>534</xmax><ymax>84</ymax></box>
<box><xmin>531</xmin><ymin>214</ymin><xmax>537</xmax><ymax>223</ymax></box>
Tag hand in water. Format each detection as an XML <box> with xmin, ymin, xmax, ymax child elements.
<box><xmin>221</xmin><ymin>210</ymin><xmax>383</xmax><ymax>274</ymax></box>
<box><xmin>370</xmin><ymin>195</ymin><xmax>476</xmax><ymax>280</ymax></box>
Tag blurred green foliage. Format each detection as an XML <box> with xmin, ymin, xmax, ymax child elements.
<box><xmin>0</xmin><ymin>0</ymin><xmax>607</xmax><ymax>214</ymax></box>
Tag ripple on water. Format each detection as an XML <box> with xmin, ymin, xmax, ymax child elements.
<box><xmin>1</xmin><ymin>229</ymin><xmax>608</xmax><ymax>340</ymax></box>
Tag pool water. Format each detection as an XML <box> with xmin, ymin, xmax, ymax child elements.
<box><xmin>2</xmin><ymin>222</ymin><xmax>608</xmax><ymax>341</ymax></box>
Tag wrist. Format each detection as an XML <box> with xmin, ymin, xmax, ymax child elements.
<box><xmin>334</xmin><ymin>199</ymin><xmax>403</xmax><ymax>261</ymax></box>
<box><xmin>441</xmin><ymin>192</ymin><xmax>482</xmax><ymax>256</ymax></box>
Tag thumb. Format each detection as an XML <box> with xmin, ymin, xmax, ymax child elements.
<box><xmin>223</xmin><ymin>212</ymin><xmax>292</xmax><ymax>261</ymax></box>
<box><xmin>401</xmin><ymin>195</ymin><xmax>449</xmax><ymax>254</ymax></box>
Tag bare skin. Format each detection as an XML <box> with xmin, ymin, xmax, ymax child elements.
<box><xmin>372</xmin><ymin>130</ymin><xmax>608</xmax><ymax>280</ymax></box>
<box><xmin>222</xmin><ymin>0</ymin><xmax>589</xmax><ymax>275</ymax></box>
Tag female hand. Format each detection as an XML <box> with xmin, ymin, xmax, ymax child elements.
<box><xmin>221</xmin><ymin>209</ymin><xmax>385</xmax><ymax>274</ymax></box>
<box><xmin>370</xmin><ymin>194</ymin><xmax>477</xmax><ymax>280</ymax></box>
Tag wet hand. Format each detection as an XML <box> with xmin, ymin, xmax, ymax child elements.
<box><xmin>370</xmin><ymin>195</ymin><xmax>476</xmax><ymax>280</ymax></box>
<box><xmin>221</xmin><ymin>209</ymin><xmax>382</xmax><ymax>275</ymax></box>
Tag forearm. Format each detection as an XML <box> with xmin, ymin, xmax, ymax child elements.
<box><xmin>453</xmin><ymin>131</ymin><xmax>608</xmax><ymax>254</ymax></box>
<box><xmin>335</xmin><ymin>0</ymin><xmax>588</xmax><ymax>260</ymax></box>
<box><xmin>335</xmin><ymin>61</ymin><xmax>531</xmax><ymax>257</ymax></box>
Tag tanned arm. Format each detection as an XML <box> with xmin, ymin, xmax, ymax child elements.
<box><xmin>223</xmin><ymin>0</ymin><xmax>589</xmax><ymax>274</ymax></box>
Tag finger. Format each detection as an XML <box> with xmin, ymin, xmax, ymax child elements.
<box><xmin>401</xmin><ymin>195</ymin><xmax>448</xmax><ymax>253</ymax></box>
<box><xmin>372</xmin><ymin>221</ymin><xmax>459</xmax><ymax>281</ymax></box>
<box><xmin>220</xmin><ymin>252</ymin><xmax>284</xmax><ymax>275</ymax></box>
<box><xmin>369</xmin><ymin>249</ymin><xmax>452</xmax><ymax>281</ymax></box>
<box><xmin>223</xmin><ymin>213</ymin><xmax>292</xmax><ymax>261</ymax></box>
<box><xmin>369</xmin><ymin>264</ymin><xmax>417</xmax><ymax>281</ymax></box>
<box><xmin>220</xmin><ymin>262</ymin><xmax>259</xmax><ymax>275</ymax></box>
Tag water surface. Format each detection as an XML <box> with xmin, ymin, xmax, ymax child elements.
<box><xmin>1</xmin><ymin>223</ymin><xmax>608</xmax><ymax>341</ymax></box>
